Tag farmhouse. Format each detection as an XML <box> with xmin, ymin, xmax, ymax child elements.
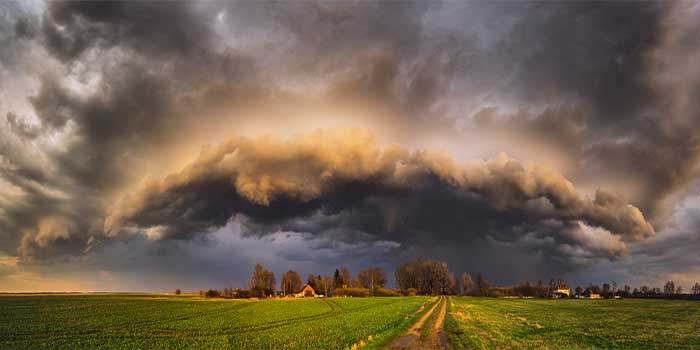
<box><xmin>583</xmin><ymin>290</ymin><xmax>602</xmax><ymax>299</ymax></box>
<box><xmin>552</xmin><ymin>288</ymin><xmax>571</xmax><ymax>298</ymax></box>
<box><xmin>295</xmin><ymin>284</ymin><xmax>317</xmax><ymax>298</ymax></box>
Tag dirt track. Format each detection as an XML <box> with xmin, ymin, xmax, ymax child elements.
<box><xmin>387</xmin><ymin>296</ymin><xmax>449</xmax><ymax>350</ymax></box>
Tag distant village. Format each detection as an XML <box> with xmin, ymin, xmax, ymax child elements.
<box><xmin>187</xmin><ymin>257</ymin><xmax>700</xmax><ymax>301</ymax></box>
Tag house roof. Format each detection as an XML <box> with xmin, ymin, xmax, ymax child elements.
<box><xmin>297</xmin><ymin>284</ymin><xmax>316</xmax><ymax>293</ymax></box>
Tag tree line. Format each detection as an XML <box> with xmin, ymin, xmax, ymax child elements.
<box><xmin>192</xmin><ymin>259</ymin><xmax>700</xmax><ymax>300</ymax></box>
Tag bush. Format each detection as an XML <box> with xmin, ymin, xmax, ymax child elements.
<box><xmin>233</xmin><ymin>289</ymin><xmax>253</xmax><ymax>299</ymax></box>
<box><xmin>333</xmin><ymin>287</ymin><xmax>370</xmax><ymax>297</ymax></box>
<box><xmin>490</xmin><ymin>289</ymin><xmax>504</xmax><ymax>297</ymax></box>
<box><xmin>374</xmin><ymin>288</ymin><xmax>402</xmax><ymax>297</ymax></box>
<box><xmin>174</xmin><ymin>288</ymin><xmax>181</xmax><ymax>295</ymax></box>
<box><xmin>405</xmin><ymin>288</ymin><xmax>418</xmax><ymax>296</ymax></box>
<box><xmin>205</xmin><ymin>289</ymin><xmax>221</xmax><ymax>298</ymax></box>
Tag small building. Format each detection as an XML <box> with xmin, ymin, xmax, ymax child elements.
<box><xmin>295</xmin><ymin>284</ymin><xmax>317</xmax><ymax>298</ymax></box>
<box><xmin>586</xmin><ymin>292</ymin><xmax>601</xmax><ymax>299</ymax></box>
<box><xmin>552</xmin><ymin>288</ymin><xmax>571</xmax><ymax>298</ymax></box>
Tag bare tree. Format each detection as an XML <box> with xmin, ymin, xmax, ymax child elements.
<box><xmin>475</xmin><ymin>273</ymin><xmax>491</xmax><ymax>296</ymax></box>
<box><xmin>280</xmin><ymin>270</ymin><xmax>303</xmax><ymax>295</ymax></box>
<box><xmin>460</xmin><ymin>273</ymin><xmax>474</xmax><ymax>296</ymax></box>
<box><xmin>395</xmin><ymin>258</ymin><xmax>454</xmax><ymax>295</ymax></box>
<box><xmin>692</xmin><ymin>282</ymin><xmax>700</xmax><ymax>295</ymax></box>
<box><xmin>664</xmin><ymin>280</ymin><xmax>676</xmax><ymax>295</ymax></box>
<box><xmin>640</xmin><ymin>285</ymin><xmax>650</xmax><ymax>295</ymax></box>
<box><xmin>307</xmin><ymin>274</ymin><xmax>323</xmax><ymax>292</ymax></box>
<box><xmin>358</xmin><ymin>267</ymin><xmax>387</xmax><ymax>294</ymax></box>
<box><xmin>321</xmin><ymin>275</ymin><xmax>334</xmax><ymax>296</ymax></box>
<box><xmin>333</xmin><ymin>267</ymin><xmax>351</xmax><ymax>288</ymax></box>
<box><xmin>249</xmin><ymin>263</ymin><xmax>276</xmax><ymax>297</ymax></box>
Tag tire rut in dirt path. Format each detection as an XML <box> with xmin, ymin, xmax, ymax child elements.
<box><xmin>432</xmin><ymin>296</ymin><xmax>448</xmax><ymax>349</ymax></box>
<box><xmin>388</xmin><ymin>296</ymin><xmax>449</xmax><ymax>350</ymax></box>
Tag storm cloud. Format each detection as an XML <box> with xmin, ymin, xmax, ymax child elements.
<box><xmin>0</xmin><ymin>1</ymin><xmax>698</xmax><ymax>290</ymax></box>
<box><xmin>106</xmin><ymin>129</ymin><xmax>652</xmax><ymax>267</ymax></box>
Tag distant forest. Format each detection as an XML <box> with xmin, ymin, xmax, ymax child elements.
<box><xmin>192</xmin><ymin>257</ymin><xmax>700</xmax><ymax>300</ymax></box>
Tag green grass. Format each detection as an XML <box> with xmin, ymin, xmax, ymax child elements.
<box><xmin>3</xmin><ymin>295</ymin><xmax>698</xmax><ymax>349</ymax></box>
<box><xmin>447</xmin><ymin>296</ymin><xmax>700</xmax><ymax>349</ymax></box>
<box><xmin>0</xmin><ymin>294</ymin><xmax>430</xmax><ymax>349</ymax></box>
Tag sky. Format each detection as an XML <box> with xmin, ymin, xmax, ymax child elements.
<box><xmin>0</xmin><ymin>1</ymin><xmax>699</xmax><ymax>292</ymax></box>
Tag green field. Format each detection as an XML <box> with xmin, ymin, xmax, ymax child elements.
<box><xmin>447</xmin><ymin>297</ymin><xmax>700</xmax><ymax>349</ymax></box>
<box><xmin>0</xmin><ymin>294</ymin><xmax>431</xmax><ymax>349</ymax></box>
<box><xmin>1</xmin><ymin>295</ymin><xmax>699</xmax><ymax>349</ymax></box>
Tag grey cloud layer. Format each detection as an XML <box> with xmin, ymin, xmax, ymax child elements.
<box><xmin>0</xmin><ymin>1</ymin><xmax>698</xmax><ymax>287</ymax></box>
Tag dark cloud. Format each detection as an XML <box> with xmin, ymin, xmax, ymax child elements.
<box><xmin>456</xmin><ymin>1</ymin><xmax>697</xmax><ymax>227</ymax></box>
<box><xmin>42</xmin><ymin>1</ymin><xmax>213</xmax><ymax>62</ymax></box>
<box><xmin>500</xmin><ymin>2</ymin><xmax>665</xmax><ymax>121</ymax></box>
<box><xmin>0</xmin><ymin>0</ymin><xmax>698</xmax><ymax>289</ymax></box>
<box><xmin>106</xmin><ymin>130</ymin><xmax>652</xmax><ymax>272</ymax></box>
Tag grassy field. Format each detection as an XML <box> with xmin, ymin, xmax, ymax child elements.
<box><xmin>0</xmin><ymin>294</ymin><xmax>431</xmax><ymax>349</ymax></box>
<box><xmin>2</xmin><ymin>295</ymin><xmax>699</xmax><ymax>349</ymax></box>
<box><xmin>447</xmin><ymin>296</ymin><xmax>700</xmax><ymax>349</ymax></box>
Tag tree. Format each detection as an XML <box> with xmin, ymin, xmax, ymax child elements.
<box><xmin>439</xmin><ymin>271</ymin><xmax>456</xmax><ymax>295</ymax></box>
<box><xmin>548</xmin><ymin>278</ymin><xmax>557</xmax><ymax>296</ymax></box>
<box><xmin>337</xmin><ymin>267</ymin><xmax>351</xmax><ymax>288</ymax></box>
<box><xmin>358</xmin><ymin>267</ymin><xmax>387</xmax><ymax>294</ymax></box>
<box><xmin>307</xmin><ymin>274</ymin><xmax>323</xmax><ymax>292</ymax></box>
<box><xmin>460</xmin><ymin>273</ymin><xmax>475</xmax><ymax>296</ymax></box>
<box><xmin>475</xmin><ymin>273</ymin><xmax>491</xmax><ymax>296</ymax></box>
<box><xmin>587</xmin><ymin>284</ymin><xmax>601</xmax><ymax>295</ymax></box>
<box><xmin>280</xmin><ymin>270</ymin><xmax>303</xmax><ymax>295</ymax></box>
<box><xmin>676</xmin><ymin>286</ymin><xmax>683</xmax><ymax>295</ymax></box>
<box><xmin>249</xmin><ymin>263</ymin><xmax>276</xmax><ymax>297</ymax></box>
<box><xmin>692</xmin><ymin>282</ymin><xmax>700</xmax><ymax>295</ymax></box>
<box><xmin>321</xmin><ymin>275</ymin><xmax>334</xmax><ymax>296</ymax></box>
<box><xmin>174</xmin><ymin>288</ymin><xmax>181</xmax><ymax>295</ymax></box>
<box><xmin>395</xmin><ymin>258</ymin><xmax>455</xmax><ymax>295</ymax></box>
<box><xmin>333</xmin><ymin>269</ymin><xmax>341</xmax><ymax>288</ymax></box>
<box><xmin>575</xmin><ymin>286</ymin><xmax>583</xmax><ymax>296</ymax></box>
<box><xmin>205</xmin><ymin>289</ymin><xmax>221</xmax><ymax>298</ymax></box>
<box><xmin>664</xmin><ymin>280</ymin><xmax>675</xmax><ymax>295</ymax></box>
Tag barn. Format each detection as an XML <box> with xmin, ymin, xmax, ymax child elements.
<box><xmin>295</xmin><ymin>284</ymin><xmax>317</xmax><ymax>298</ymax></box>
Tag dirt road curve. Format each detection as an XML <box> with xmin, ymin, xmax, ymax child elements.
<box><xmin>387</xmin><ymin>296</ymin><xmax>449</xmax><ymax>350</ymax></box>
